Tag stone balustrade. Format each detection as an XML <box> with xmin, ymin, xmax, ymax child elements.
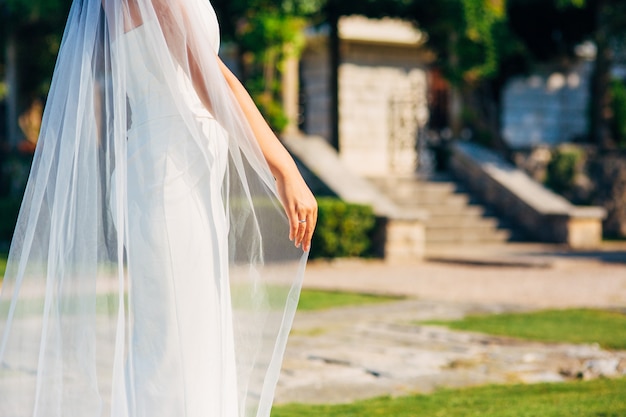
<box><xmin>450</xmin><ymin>142</ymin><xmax>606</xmax><ymax>248</ymax></box>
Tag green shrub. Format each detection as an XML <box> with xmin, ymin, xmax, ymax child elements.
<box><xmin>611</xmin><ymin>78</ymin><xmax>626</xmax><ymax>147</ymax></box>
<box><xmin>545</xmin><ymin>145</ymin><xmax>584</xmax><ymax>194</ymax></box>
<box><xmin>310</xmin><ymin>198</ymin><xmax>376</xmax><ymax>259</ymax></box>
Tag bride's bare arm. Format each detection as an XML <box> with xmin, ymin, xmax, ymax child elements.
<box><xmin>216</xmin><ymin>58</ymin><xmax>317</xmax><ymax>251</ymax></box>
<box><xmin>155</xmin><ymin>0</ymin><xmax>316</xmax><ymax>250</ymax></box>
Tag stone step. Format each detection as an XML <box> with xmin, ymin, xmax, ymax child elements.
<box><xmin>425</xmin><ymin>215</ymin><xmax>500</xmax><ymax>229</ymax></box>
<box><xmin>367</xmin><ymin>175</ymin><xmax>516</xmax><ymax>246</ymax></box>
<box><xmin>391</xmin><ymin>182</ymin><xmax>458</xmax><ymax>194</ymax></box>
<box><xmin>426</xmin><ymin>228</ymin><xmax>511</xmax><ymax>244</ymax></box>
<box><xmin>428</xmin><ymin>206</ymin><xmax>493</xmax><ymax>221</ymax></box>
<box><xmin>420</xmin><ymin>205</ymin><xmax>486</xmax><ymax>218</ymax></box>
<box><xmin>389</xmin><ymin>193</ymin><xmax>471</xmax><ymax>208</ymax></box>
<box><xmin>425</xmin><ymin>221</ymin><xmax>504</xmax><ymax>234</ymax></box>
<box><xmin>370</xmin><ymin>182</ymin><xmax>480</xmax><ymax>208</ymax></box>
<box><xmin>370</xmin><ymin>179</ymin><xmax>457</xmax><ymax>197</ymax></box>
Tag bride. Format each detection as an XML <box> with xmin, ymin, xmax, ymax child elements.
<box><xmin>0</xmin><ymin>0</ymin><xmax>316</xmax><ymax>416</ymax></box>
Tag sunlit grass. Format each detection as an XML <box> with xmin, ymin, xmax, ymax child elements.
<box><xmin>421</xmin><ymin>308</ymin><xmax>626</xmax><ymax>350</ymax></box>
<box><xmin>272</xmin><ymin>378</ymin><xmax>626</xmax><ymax>417</ymax></box>
<box><xmin>0</xmin><ymin>285</ymin><xmax>401</xmax><ymax>316</ymax></box>
<box><xmin>297</xmin><ymin>289</ymin><xmax>402</xmax><ymax>311</ymax></box>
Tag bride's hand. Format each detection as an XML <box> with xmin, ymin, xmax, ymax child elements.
<box><xmin>215</xmin><ymin>57</ymin><xmax>317</xmax><ymax>251</ymax></box>
<box><xmin>276</xmin><ymin>173</ymin><xmax>317</xmax><ymax>252</ymax></box>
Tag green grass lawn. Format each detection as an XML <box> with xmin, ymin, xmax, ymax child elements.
<box><xmin>0</xmin><ymin>282</ymin><xmax>399</xmax><ymax>314</ymax></box>
<box><xmin>272</xmin><ymin>377</ymin><xmax>626</xmax><ymax>417</ymax></box>
<box><xmin>421</xmin><ymin>308</ymin><xmax>626</xmax><ymax>350</ymax></box>
<box><xmin>297</xmin><ymin>289</ymin><xmax>402</xmax><ymax>311</ymax></box>
<box><xmin>276</xmin><ymin>308</ymin><xmax>626</xmax><ymax>416</ymax></box>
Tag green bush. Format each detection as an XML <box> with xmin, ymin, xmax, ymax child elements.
<box><xmin>310</xmin><ymin>198</ymin><xmax>376</xmax><ymax>259</ymax></box>
<box><xmin>545</xmin><ymin>145</ymin><xmax>584</xmax><ymax>194</ymax></box>
<box><xmin>611</xmin><ymin>78</ymin><xmax>626</xmax><ymax>147</ymax></box>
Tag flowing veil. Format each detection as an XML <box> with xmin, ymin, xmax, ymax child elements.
<box><xmin>0</xmin><ymin>0</ymin><xmax>308</xmax><ymax>416</ymax></box>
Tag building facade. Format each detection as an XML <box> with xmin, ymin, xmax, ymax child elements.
<box><xmin>299</xmin><ymin>16</ymin><xmax>431</xmax><ymax>177</ymax></box>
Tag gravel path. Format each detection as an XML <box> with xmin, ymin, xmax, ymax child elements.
<box><xmin>274</xmin><ymin>243</ymin><xmax>626</xmax><ymax>404</ymax></box>
<box><xmin>301</xmin><ymin>243</ymin><xmax>626</xmax><ymax>308</ymax></box>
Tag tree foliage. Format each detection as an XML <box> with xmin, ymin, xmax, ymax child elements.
<box><xmin>3</xmin><ymin>0</ymin><xmax>626</xmax><ymax>144</ymax></box>
<box><xmin>212</xmin><ymin>0</ymin><xmax>324</xmax><ymax>131</ymax></box>
<box><xmin>508</xmin><ymin>0</ymin><xmax>626</xmax><ymax>146</ymax></box>
<box><xmin>508</xmin><ymin>0</ymin><xmax>594</xmax><ymax>61</ymax></box>
<box><xmin>2</xmin><ymin>0</ymin><xmax>71</xmax><ymax>31</ymax></box>
<box><xmin>1</xmin><ymin>0</ymin><xmax>72</xmax><ymax>101</ymax></box>
<box><xmin>323</xmin><ymin>0</ymin><xmax>517</xmax><ymax>86</ymax></box>
<box><xmin>458</xmin><ymin>0</ymin><xmax>506</xmax><ymax>80</ymax></box>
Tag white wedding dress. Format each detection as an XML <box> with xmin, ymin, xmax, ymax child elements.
<box><xmin>116</xmin><ymin>19</ymin><xmax>238</xmax><ymax>417</ymax></box>
<box><xmin>0</xmin><ymin>2</ymin><xmax>307</xmax><ymax>416</ymax></box>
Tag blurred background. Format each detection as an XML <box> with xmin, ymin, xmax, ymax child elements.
<box><xmin>0</xmin><ymin>0</ymin><xmax>625</xmax><ymax>258</ymax></box>
<box><xmin>1</xmin><ymin>1</ymin><xmax>626</xmax><ymax>414</ymax></box>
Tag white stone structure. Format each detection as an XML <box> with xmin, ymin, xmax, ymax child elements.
<box><xmin>501</xmin><ymin>61</ymin><xmax>592</xmax><ymax>149</ymax></box>
<box><xmin>300</xmin><ymin>30</ymin><xmax>333</xmax><ymax>141</ymax></box>
<box><xmin>300</xmin><ymin>16</ymin><xmax>430</xmax><ymax>177</ymax></box>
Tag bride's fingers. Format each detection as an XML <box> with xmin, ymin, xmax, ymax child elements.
<box><xmin>288</xmin><ymin>208</ymin><xmax>308</xmax><ymax>244</ymax></box>
<box><xmin>294</xmin><ymin>211</ymin><xmax>308</xmax><ymax>248</ymax></box>
<box><xmin>302</xmin><ymin>209</ymin><xmax>317</xmax><ymax>252</ymax></box>
<box><xmin>289</xmin><ymin>211</ymin><xmax>298</xmax><ymax>242</ymax></box>
<box><xmin>295</xmin><ymin>204</ymin><xmax>318</xmax><ymax>251</ymax></box>
<box><xmin>279</xmin><ymin>177</ymin><xmax>317</xmax><ymax>249</ymax></box>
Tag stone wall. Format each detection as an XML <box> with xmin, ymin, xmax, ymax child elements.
<box><xmin>511</xmin><ymin>146</ymin><xmax>626</xmax><ymax>239</ymax></box>
<box><xmin>450</xmin><ymin>142</ymin><xmax>606</xmax><ymax>248</ymax></box>
<box><xmin>501</xmin><ymin>61</ymin><xmax>592</xmax><ymax>148</ymax></box>
<box><xmin>300</xmin><ymin>15</ymin><xmax>430</xmax><ymax>178</ymax></box>
<box><xmin>338</xmin><ymin>42</ymin><xmax>428</xmax><ymax>177</ymax></box>
<box><xmin>301</xmin><ymin>39</ymin><xmax>333</xmax><ymax>141</ymax></box>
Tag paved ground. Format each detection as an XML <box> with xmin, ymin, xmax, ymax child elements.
<box><xmin>274</xmin><ymin>243</ymin><xmax>626</xmax><ymax>404</ymax></box>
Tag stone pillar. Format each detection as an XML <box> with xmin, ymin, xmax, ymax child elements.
<box><xmin>282</xmin><ymin>45</ymin><xmax>300</xmax><ymax>136</ymax></box>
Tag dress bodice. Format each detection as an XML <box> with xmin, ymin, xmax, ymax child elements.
<box><xmin>115</xmin><ymin>16</ymin><xmax>220</xmax><ymax>130</ymax></box>
<box><xmin>119</xmin><ymin>22</ymin><xmax>174</xmax><ymax>126</ymax></box>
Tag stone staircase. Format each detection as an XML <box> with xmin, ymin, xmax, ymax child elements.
<box><xmin>369</xmin><ymin>174</ymin><xmax>515</xmax><ymax>248</ymax></box>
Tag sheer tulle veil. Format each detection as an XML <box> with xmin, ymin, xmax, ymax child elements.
<box><xmin>0</xmin><ymin>0</ymin><xmax>308</xmax><ymax>416</ymax></box>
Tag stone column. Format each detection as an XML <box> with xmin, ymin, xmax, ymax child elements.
<box><xmin>282</xmin><ymin>44</ymin><xmax>300</xmax><ymax>136</ymax></box>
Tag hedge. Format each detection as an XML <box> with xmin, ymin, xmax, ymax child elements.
<box><xmin>310</xmin><ymin>197</ymin><xmax>376</xmax><ymax>259</ymax></box>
